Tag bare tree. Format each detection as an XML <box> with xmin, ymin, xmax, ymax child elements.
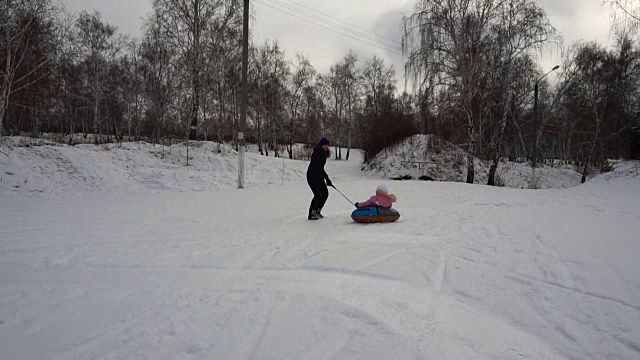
<box><xmin>0</xmin><ymin>0</ymin><xmax>64</xmax><ymax>143</ymax></box>
<box><xmin>152</xmin><ymin>0</ymin><xmax>241</xmax><ymax>140</ymax></box>
<box><xmin>122</xmin><ymin>40</ymin><xmax>144</xmax><ymax>140</ymax></box>
<box><xmin>580</xmin><ymin>46</ymin><xmax>609</xmax><ymax>182</ymax></box>
<box><xmin>360</xmin><ymin>56</ymin><xmax>400</xmax><ymax>160</ymax></box>
<box><xmin>487</xmin><ymin>0</ymin><xmax>555</xmax><ymax>186</ymax></box>
<box><xmin>404</xmin><ymin>0</ymin><xmax>501</xmax><ymax>183</ymax></box>
<box><xmin>561</xmin><ymin>43</ymin><xmax>611</xmax><ymax>182</ymax></box>
<box><xmin>286</xmin><ymin>53</ymin><xmax>315</xmax><ymax>159</ymax></box>
<box><xmin>140</xmin><ymin>16</ymin><xmax>178</xmax><ymax>143</ymax></box>
<box><xmin>324</xmin><ymin>61</ymin><xmax>347</xmax><ymax>158</ymax></box>
<box><xmin>362</xmin><ymin>56</ymin><xmax>395</xmax><ymax>112</ymax></box>
<box><xmin>253</xmin><ymin>41</ymin><xmax>289</xmax><ymax>156</ymax></box>
<box><xmin>201</xmin><ymin>0</ymin><xmax>241</xmax><ymax>148</ymax></box>
<box><xmin>605</xmin><ymin>0</ymin><xmax>640</xmax><ymax>26</ymax></box>
<box><xmin>323</xmin><ymin>52</ymin><xmax>362</xmax><ymax>159</ymax></box>
<box><xmin>341</xmin><ymin>51</ymin><xmax>360</xmax><ymax>160</ymax></box>
<box><xmin>74</xmin><ymin>11</ymin><xmax>122</xmax><ymax>144</ymax></box>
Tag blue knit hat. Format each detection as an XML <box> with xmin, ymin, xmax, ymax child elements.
<box><xmin>320</xmin><ymin>137</ymin><xmax>330</xmax><ymax>146</ymax></box>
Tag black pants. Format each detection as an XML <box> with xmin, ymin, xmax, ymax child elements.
<box><xmin>307</xmin><ymin>172</ymin><xmax>328</xmax><ymax>214</ymax></box>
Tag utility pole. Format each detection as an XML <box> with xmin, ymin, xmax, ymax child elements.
<box><xmin>533</xmin><ymin>81</ymin><xmax>539</xmax><ymax>168</ymax></box>
<box><xmin>532</xmin><ymin>65</ymin><xmax>559</xmax><ymax>169</ymax></box>
<box><xmin>530</xmin><ymin>65</ymin><xmax>559</xmax><ymax>189</ymax></box>
<box><xmin>238</xmin><ymin>0</ymin><xmax>249</xmax><ymax>189</ymax></box>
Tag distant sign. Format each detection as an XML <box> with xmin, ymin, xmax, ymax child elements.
<box><xmin>238</xmin><ymin>132</ymin><xmax>244</xmax><ymax>140</ymax></box>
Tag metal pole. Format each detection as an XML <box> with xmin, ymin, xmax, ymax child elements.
<box><xmin>238</xmin><ymin>0</ymin><xmax>249</xmax><ymax>189</ymax></box>
<box><xmin>533</xmin><ymin>81</ymin><xmax>538</xmax><ymax>168</ymax></box>
<box><xmin>531</xmin><ymin>65</ymin><xmax>559</xmax><ymax>170</ymax></box>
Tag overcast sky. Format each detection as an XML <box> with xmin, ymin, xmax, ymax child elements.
<box><xmin>64</xmin><ymin>0</ymin><xmax>616</xmax><ymax>88</ymax></box>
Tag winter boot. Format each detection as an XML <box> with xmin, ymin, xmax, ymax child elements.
<box><xmin>308</xmin><ymin>210</ymin><xmax>320</xmax><ymax>221</ymax></box>
<box><xmin>316</xmin><ymin>208</ymin><xmax>324</xmax><ymax>219</ymax></box>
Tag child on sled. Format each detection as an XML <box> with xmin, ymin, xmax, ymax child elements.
<box><xmin>355</xmin><ymin>185</ymin><xmax>397</xmax><ymax>209</ymax></box>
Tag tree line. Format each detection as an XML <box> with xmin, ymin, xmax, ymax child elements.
<box><xmin>1</xmin><ymin>0</ymin><xmax>639</xmax><ymax>184</ymax></box>
<box><xmin>403</xmin><ymin>0</ymin><xmax>640</xmax><ymax>184</ymax></box>
<box><xmin>0</xmin><ymin>0</ymin><xmax>406</xmax><ymax>162</ymax></box>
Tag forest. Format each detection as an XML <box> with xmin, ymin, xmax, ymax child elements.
<box><xmin>1</xmin><ymin>0</ymin><xmax>639</xmax><ymax>184</ymax></box>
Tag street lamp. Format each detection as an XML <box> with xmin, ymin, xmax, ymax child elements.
<box><xmin>532</xmin><ymin>65</ymin><xmax>560</xmax><ymax>168</ymax></box>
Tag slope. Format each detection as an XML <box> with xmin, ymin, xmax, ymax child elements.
<box><xmin>0</xmin><ymin>137</ymin><xmax>364</xmax><ymax>197</ymax></box>
<box><xmin>364</xmin><ymin>135</ymin><xmax>583</xmax><ymax>189</ymax></box>
<box><xmin>1</xmin><ymin>150</ymin><xmax>640</xmax><ymax>359</ymax></box>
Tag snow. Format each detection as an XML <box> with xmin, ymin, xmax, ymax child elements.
<box><xmin>0</xmin><ymin>137</ymin><xmax>355</xmax><ymax>197</ymax></box>
<box><xmin>595</xmin><ymin>159</ymin><xmax>640</xmax><ymax>183</ymax></box>
<box><xmin>364</xmin><ymin>135</ymin><xmax>583</xmax><ymax>189</ymax></box>
<box><xmin>1</xmin><ymin>139</ymin><xmax>640</xmax><ymax>359</ymax></box>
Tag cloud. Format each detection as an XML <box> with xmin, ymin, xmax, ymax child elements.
<box><xmin>371</xmin><ymin>8</ymin><xmax>409</xmax><ymax>88</ymax></box>
<box><xmin>536</xmin><ymin>0</ymin><xmax>614</xmax><ymax>76</ymax></box>
<box><xmin>252</xmin><ymin>0</ymin><xmax>407</xmax><ymax>83</ymax></box>
<box><xmin>64</xmin><ymin>0</ymin><xmax>151</xmax><ymax>36</ymax></box>
<box><xmin>62</xmin><ymin>0</ymin><xmax>615</xmax><ymax>89</ymax></box>
<box><xmin>538</xmin><ymin>0</ymin><xmax>580</xmax><ymax>18</ymax></box>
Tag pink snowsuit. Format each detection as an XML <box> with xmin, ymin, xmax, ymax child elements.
<box><xmin>356</xmin><ymin>189</ymin><xmax>397</xmax><ymax>209</ymax></box>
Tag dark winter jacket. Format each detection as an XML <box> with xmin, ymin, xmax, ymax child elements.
<box><xmin>307</xmin><ymin>144</ymin><xmax>330</xmax><ymax>180</ymax></box>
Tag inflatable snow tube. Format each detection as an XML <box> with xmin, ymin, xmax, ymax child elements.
<box><xmin>351</xmin><ymin>207</ymin><xmax>400</xmax><ymax>223</ymax></box>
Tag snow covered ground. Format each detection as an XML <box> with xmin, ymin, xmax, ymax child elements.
<box><xmin>1</xmin><ymin>140</ymin><xmax>639</xmax><ymax>359</ymax></box>
<box><xmin>0</xmin><ymin>137</ymin><xmax>363</xmax><ymax>197</ymax></box>
<box><xmin>365</xmin><ymin>135</ymin><xmax>583</xmax><ymax>189</ymax></box>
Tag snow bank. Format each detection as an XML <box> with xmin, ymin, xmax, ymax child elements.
<box><xmin>595</xmin><ymin>159</ymin><xmax>640</xmax><ymax>182</ymax></box>
<box><xmin>364</xmin><ymin>135</ymin><xmax>582</xmax><ymax>189</ymax></box>
<box><xmin>0</xmin><ymin>137</ymin><xmax>363</xmax><ymax>197</ymax></box>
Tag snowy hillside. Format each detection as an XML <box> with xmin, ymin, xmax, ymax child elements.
<box><xmin>0</xmin><ymin>137</ymin><xmax>363</xmax><ymax>197</ymax></box>
<box><xmin>596</xmin><ymin>159</ymin><xmax>640</xmax><ymax>182</ymax></box>
<box><xmin>364</xmin><ymin>135</ymin><xmax>583</xmax><ymax>189</ymax></box>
